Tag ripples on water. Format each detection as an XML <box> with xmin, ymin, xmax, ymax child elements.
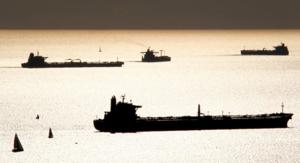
<box><xmin>0</xmin><ymin>30</ymin><xmax>300</xmax><ymax>162</ymax></box>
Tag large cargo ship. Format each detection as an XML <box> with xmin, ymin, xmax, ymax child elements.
<box><xmin>241</xmin><ymin>43</ymin><xmax>289</xmax><ymax>55</ymax></box>
<box><xmin>93</xmin><ymin>96</ymin><xmax>293</xmax><ymax>133</ymax></box>
<box><xmin>21</xmin><ymin>52</ymin><xmax>124</xmax><ymax>68</ymax></box>
<box><xmin>141</xmin><ymin>48</ymin><xmax>171</xmax><ymax>62</ymax></box>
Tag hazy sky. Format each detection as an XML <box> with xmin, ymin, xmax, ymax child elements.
<box><xmin>1</xmin><ymin>0</ymin><xmax>299</xmax><ymax>29</ymax></box>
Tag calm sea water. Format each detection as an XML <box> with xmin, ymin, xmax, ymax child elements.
<box><xmin>0</xmin><ymin>30</ymin><xmax>300</xmax><ymax>162</ymax></box>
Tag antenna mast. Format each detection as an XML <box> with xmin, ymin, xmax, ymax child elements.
<box><xmin>198</xmin><ymin>104</ymin><xmax>201</xmax><ymax>117</ymax></box>
<box><xmin>160</xmin><ymin>50</ymin><xmax>163</xmax><ymax>56</ymax></box>
<box><xmin>121</xmin><ymin>95</ymin><xmax>125</xmax><ymax>103</ymax></box>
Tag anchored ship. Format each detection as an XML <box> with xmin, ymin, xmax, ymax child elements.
<box><xmin>141</xmin><ymin>48</ymin><xmax>171</xmax><ymax>62</ymax></box>
<box><xmin>93</xmin><ymin>96</ymin><xmax>293</xmax><ymax>133</ymax></box>
<box><xmin>21</xmin><ymin>52</ymin><xmax>124</xmax><ymax>68</ymax></box>
<box><xmin>241</xmin><ymin>43</ymin><xmax>289</xmax><ymax>55</ymax></box>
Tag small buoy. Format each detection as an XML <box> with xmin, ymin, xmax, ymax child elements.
<box><xmin>12</xmin><ymin>133</ymin><xmax>24</xmax><ymax>152</ymax></box>
<box><xmin>36</xmin><ymin>114</ymin><xmax>39</xmax><ymax>120</ymax></box>
<box><xmin>48</xmin><ymin>128</ymin><xmax>53</xmax><ymax>138</ymax></box>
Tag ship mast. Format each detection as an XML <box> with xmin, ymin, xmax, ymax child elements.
<box><xmin>121</xmin><ymin>95</ymin><xmax>125</xmax><ymax>103</ymax></box>
<box><xmin>160</xmin><ymin>50</ymin><xmax>163</xmax><ymax>56</ymax></box>
<box><xmin>197</xmin><ymin>104</ymin><xmax>201</xmax><ymax>117</ymax></box>
<box><xmin>281</xmin><ymin>102</ymin><xmax>284</xmax><ymax>113</ymax></box>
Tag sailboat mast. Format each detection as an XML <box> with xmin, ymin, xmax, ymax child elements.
<box><xmin>98</xmin><ymin>46</ymin><xmax>102</xmax><ymax>62</ymax></box>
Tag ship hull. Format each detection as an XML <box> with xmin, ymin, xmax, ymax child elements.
<box><xmin>241</xmin><ymin>50</ymin><xmax>288</xmax><ymax>55</ymax></box>
<box><xmin>142</xmin><ymin>57</ymin><xmax>171</xmax><ymax>62</ymax></box>
<box><xmin>21</xmin><ymin>62</ymin><xmax>124</xmax><ymax>68</ymax></box>
<box><xmin>94</xmin><ymin>113</ymin><xmax>293</xmax><ymax>133</ymax></box>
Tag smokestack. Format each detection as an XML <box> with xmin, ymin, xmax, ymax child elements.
<box><xmin>111</xmin><ymin>96</ymin><xmax>116</xmax><ymax>111</ymax></box>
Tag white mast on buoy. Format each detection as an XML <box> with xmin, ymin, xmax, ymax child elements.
<box><xmin>12</xmin><ymin>133</ymin><xmax>24</xmax><ymax>152</ymax></box>
<box><xmin>98</xmin><ymin>46</ymin><xmax>102</xmax><ymax>62</ymax></box>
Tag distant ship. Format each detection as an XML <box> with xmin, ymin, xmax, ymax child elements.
<box><xmin>21</xmin><ymin>52</ymin><xmax>124</xmax><ymax>68</ymax></box>
<box><xmin>93</xmin><ymin>96</ymin><xmax>293</xmax><ymax>133</ymax></box>
<box><xmin>141</xmin><ymin>48</ymin><xmax>171</xmax><ymax>62</ymax></box>
<box><xmin>241</xmin><ymin>43</ymin><xmax>289</xmax><ymax>55</ymax></box>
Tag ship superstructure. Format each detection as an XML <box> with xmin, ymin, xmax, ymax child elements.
<box><xmin>141</xmin><ymin>48</ymin><xmax>171</xmax><ymax>62</ymax></box>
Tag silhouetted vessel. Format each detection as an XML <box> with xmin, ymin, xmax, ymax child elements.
<box><xmin>12</xmin><ymin>133</ymin><xmax>24</xmax><ymax>152</ymax></box>
<box><xmin>48</xmin><ymin>128</ymin><xmax>54</xmax><ymax>139</ymax></box>
<box><xmin>141</xmin><ymin>48</ymin><xmax>171</xmax><ymax>62</ymax></box>
<box><xmin>241</xmin><ymin>43</ymin><xmax>289</xmax><ymax>55</ymax></box>
<box><xmin>93</xmin><ymin>96</ymin><xmax>293</xmax><ymax>133</ymax></box>
<box><xmin>21</xmin><ymin>52</ymin><xmax>124</xmax><ymax>68</ymax></box>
